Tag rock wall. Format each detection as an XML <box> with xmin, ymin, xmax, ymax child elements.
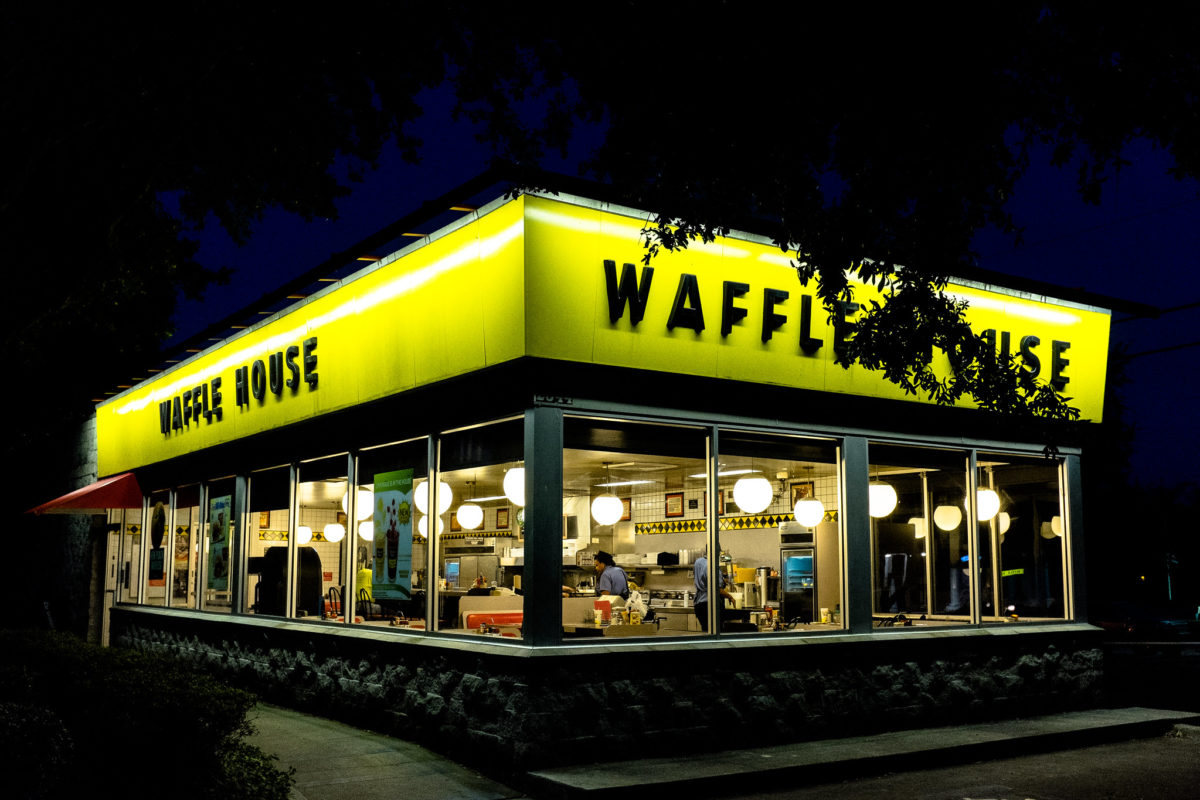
<box><xmin>111</xmin><ymin>608</ymin><xmax>1103</xmax><ymax>775</ymax></box>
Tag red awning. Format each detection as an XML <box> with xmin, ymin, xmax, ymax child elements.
<box><xmin>28</xmin><ymin>472</ymin><xmax>143</xmax><ymax>515</ymax></box>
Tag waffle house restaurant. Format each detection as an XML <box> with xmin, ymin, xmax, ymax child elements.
<box><xmin>79</xmin><ymin>185</ymin><xmax>1112</xmax><ymax>768</ymax></box>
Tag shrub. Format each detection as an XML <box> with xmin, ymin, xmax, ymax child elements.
<box><xmin>0</xmin><ymin>631</ymin><xmax>292</xmax><ymax>800</ymax></box>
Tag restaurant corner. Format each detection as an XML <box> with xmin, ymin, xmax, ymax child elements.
<box><xmin>35</xmin><ymin>173</ymin><xmax>1121</xmax><ymax>772</ymax></box>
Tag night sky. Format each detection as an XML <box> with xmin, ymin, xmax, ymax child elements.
<box><xmin>171</xmin><ymin>99</ymin><xmax>1200</xmax><ymax>489</ymax></box>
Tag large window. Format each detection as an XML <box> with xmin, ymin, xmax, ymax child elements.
<box><xmin>867</xmin><ymin>444</ymin><xmax>970</xmax><ymax>626</ymax></box>
<box><xmin>243</xmin><ymin>466</ymin><xmax>292</xmax><ymax>616</ymax></box>
<box><xmin>354</xmin><ymin>438</ymin><xmax>429</xmax><ymax>628</ymax></box>
<box><xmin>144</xmin><ymin>489</ymin><xmax>171</xmax><ymax>607</ymax></box>
<box><xmin>114</xmin><ymin>505</ymin><xmax>142</xmax><ymax>605</ymax></box>
<box><xmin>201</xmin><ymin>477</ymin><xmax>237</xmax><ymax>613</ymax></box>
<box><xmin>436</xmin><ymin>419</ymin><xmax>525</xmax><ymax>638</ymax></box>
<box><xmin>716</xmin><ymin>431</ymin><xmax>842</xmax><ymax>635</ymax></box>
<box><xmin>562</xmin><ymin>417</ymin><xmax>710</xmax><ymax>639</ymax></box>
<box><xmin>296</xmin><ymin>455</ymin><xmax>350</xmax><ymax>622</ymax></box>
<box><xmin>171</xmin><ymin>485</ymin><xmax>200</xmax><ymax>608</ymax></box>
<box><xmin>979</xmin><ymin>453</ymin><xmax>1067</xmax><ymax>622</ymax></box>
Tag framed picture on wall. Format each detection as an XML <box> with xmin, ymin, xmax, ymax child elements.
<box><xmin>791</xmin><ymin>481</ymin><xmax>815</xmax><ymax>510</ymax></box>
<box><xmin>449</xmin><ymin>513</ymin><xmax>462</xmax><ymax>532</ymax></box>
<box><xmin>665</xmin><ymin>492</ymin><xmax>684</xmax><ymax>518</ymax></box>
<box><xmin>496</xmin><ymin>507</ymin><xmax>510</xmax><ymax>529</ymax></box>
<box><xmin>258</xmin><ymin>511</ymin><xmax>270</xmax><ymax>529</ymax></box>
<box><xmin>702</xmin><ymin>491</ymin><xmax>726</xmax><ymax>516</ymax></box>
<box><xmin>621</xmin><ymin>498</ymin><xmax>632</xmax><ymax>521</ymax></box>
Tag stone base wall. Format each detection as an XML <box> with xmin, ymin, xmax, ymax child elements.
<box><xmin>111</xmin><ymin>608</ymin><xmax>1104</xmax><ymax>775</ymax></box>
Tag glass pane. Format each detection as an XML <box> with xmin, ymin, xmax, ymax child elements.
<box><xmin>244</xmin><ymin>466</ymin><xmax>291</xmax><ymax>616</ymax></box>
<box><xmin>297</xmin><ymin>455</ymin><xmax>350</xmax><ymax>622</ymax></box>
<box><xmin>868</xmin><ymin>444</ymin><xmax>969</xmax><ymax>628</ymax></box>
<box><xmin>116</xmin><ymin>507</ymin><xmax>142</xmax><ymax>604</ymax></box>
<box><xmin>202</xmin><ymin>477</ymin><xmax>236</xmax><ymax>612</ymax></box>
<box><xmin>356</xmin><ymin>439</ymin><xmax>429</xmax><ymax>628</ymax></box>
<box><xmin>563</xmin><ymin>417</ymin><xmax>708</xmax><ymax>640</ymax></box>
<box><xmin>717</xmin><ymin>431</ymin><xmax>841</xmax><ymax>634</ymax></box>
<box><xmin>979</xmin><ymin>453</ymin><xmax>1066</xmax><ymax>621</ymax></box>
<box><xmin>145</xmin><ymin>490</ymin><xmax>171</xmax><ymax>607</ymax></box>
<box><xmin>437</xmin><ymin>420</ymin><xmax>524</xmax><ymax>638</ymax></box>
<box><xmin>171</xmin><ymin>485</ymin><xmax>200</xmax><ymax>608</ymax></box>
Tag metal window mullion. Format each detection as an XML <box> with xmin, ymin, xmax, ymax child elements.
<box><xmin>966</xmin><ymin>451</ymin><xmax>981</xmax><ymax>626</ymax></box>
<box><xmin>426</xmin><ymin>436</ymin><xmax>438</xmax><ymax>630</ymax></box>
<box><xmin>137</xmin><ymin>494</ymin><xmax>150</xmax><ymax>604</ymax></box>
<box><xmin>165</xmin><ymin>489</ymin><xmax>177</xmax><ymax>607</ymax></box>
<box><xmin>921</xmin><ymin>472</ymin><xmax>932</xmax><ymax>617</ymax></box>
<box><xmin>285</xmin><ymin>465</ymin><xmax>299</xmax><ymax>618</ymax></box>
<box><xmin>195</xmin><ymin>483</ymin><xmax>208</xmax><ymax>610</ymax></box>
<box><xmin>232</xmin><ymin>476</ymin><xmax>248</xmax><ymax>613</ymax></box>
<box><xmin>707</xmin><ymin>427</ymin><xmax>719</xmax><ymax>637</ymax></box>
<box><xmin>1063</xmin><ymin>456</ymin><xmax>1085</xmax><ymax>622</ymax></box>
<box><xmin>342</xmin><ymin>453</ymin><xmax>356</xmax><ymax>627</ymax></box>
<box><xmin>842</xmin><ymin>437</ymin><xmax>872</xmax><ymax>634</ymax></box>
<box><xmin>987</xmin><ymin>467</ymin><xmax>1001</xmax><ymax>621</ymax></box>
<box><xmin>524</xmin><ymin>406</ymin><xmax>564</xmax><ymax>646</ymax></box>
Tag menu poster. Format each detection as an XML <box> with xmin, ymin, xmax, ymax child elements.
<box><xmin>148</xmin><ymin>548</ymin><xmax>165</xmax><ymax>587</ymax></box>
<box><xmin>207</xmin><ymin>494</ymin><xmax>231</xmax><ymax>591</ymax></box>
<box><xmin>148</xmin><ymin>503</ymin><xmax>166</xmax><ymax>586</ymax></box>
<box><xmin>373</xmin><ymin>469</ymin><xmax>413</xmax><ymax>600</ymax></box>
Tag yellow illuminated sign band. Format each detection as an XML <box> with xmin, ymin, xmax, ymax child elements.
<box><xmin>96</xmin><ymin>194</ymin><xmax>1109</xmax><ymax>477</ymax></box>
<box><xmin>603</xmin><ymin>261</ymin><xmax>1076</xmax><ymax>391</ymax></box>
<box><xmin>157</xmin><ymin>337</ymin><xmax>318</xmax><ymax>435</ymax></box>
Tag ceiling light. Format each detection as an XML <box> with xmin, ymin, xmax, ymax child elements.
<box><xmin>591</xmin><ymin>494</ymin><xmax>623</xmax><ymax>526</ymax></box>
<box><xmin>733</xmin><ymin>477</ymin><xmax>773</xmax><ymax>514</ymax></box>
<box><xmin>296</xmin><ymin>525</ymin><xmax>313</xmax><ymax>545</ymax></box>
<box><xmin>456</xmin><ymin>503</ymin><xmax>483</xmax><ymax>530</ymax></box>
<box><xmin>976</xmin><ymin>489</ymin><xmax>1001</xmax><ymax>521</ymax></box>
<box><xmin>868</xmin><ymin>482</ymin><xmax>897</xmax><ymax>518</ymax></box>
<box><xmin>934</xmin><ymin>505</ymin><xmax>963</xmax><ymax>531</ymax></box>
<box><xmin>358</xmin><ymin>520</ymin><xmax>374</xmax><ymax>541</ymax></box>
<box><xmin>323</xmin><ymin>523</ymin><xmax>345</xmax><ymax>543</ymax></box>
<box><xmin>909</xmin><ymin>516</ymin><xmax>927</xmax><ymax>539</ymax></box>
<box><xmin>414</xmin><ymin>480</ymin><xmax>452</xmax><ymax>515</ymax></box>
<box><xmin>342</xmin><ymin>488</ymin><xmax>375</xmax><ymax>520</ymax></box>
<box><xmin>794</xmin><ymin>497</ymin><xmax>826</xmax><ymax>527</ymax></box>
<box><xmin>503</xmin><ymin>467</ymin><xmax>525</xmax><ymax>507</ymax></box>
<box><xmin>418</xmin><ymin>515</ymin><xmax>444</xmax><ymax>538</ymax></box>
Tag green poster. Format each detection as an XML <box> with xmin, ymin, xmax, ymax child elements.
<box><xmin>373</xmin><ymin>469</ymin><xmax>413</xmax><ymax>600</ymax></box>
<box><xmin>207</xmin><ymin>494</ymin><xmax>231</xmax><ymax>591</ymax></box>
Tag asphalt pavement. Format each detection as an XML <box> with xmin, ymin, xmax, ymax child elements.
<box><xmin>248</xmin><ymin>704</ymin><xmax>1200</xmax><ymax>800</ymax></box>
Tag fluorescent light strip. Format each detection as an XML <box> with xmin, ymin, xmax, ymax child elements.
<box><xmin>595</xmin><ymin>479</ymin><xmax>655</xmax><ymax>488</ymax></box>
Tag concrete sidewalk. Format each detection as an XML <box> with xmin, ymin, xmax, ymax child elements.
<box><xmin>247</xmin><ymin>704</ymin><xmax>525</xmax><ymax>800</ymax></box>
<box><xmin>248</xmin><ymin>704</ymin><xmax>1199</xmax><ymax>800</ymax></box>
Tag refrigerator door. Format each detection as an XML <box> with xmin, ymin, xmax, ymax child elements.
<box><xmin>781</xmin><ymin>549</ymin><xmax>816</xmax><ymax>623</ymax></box>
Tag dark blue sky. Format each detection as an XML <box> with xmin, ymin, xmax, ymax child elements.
<box><xmin>172</xmin><ymin>98</ymin><xmax>1200</xmax><ymax>488</ymax></box>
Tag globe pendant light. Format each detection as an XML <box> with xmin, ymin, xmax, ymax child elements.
<box><xmin>997</xmin><ymin>512</ymin><xmax>1011</xmax><ymax>535</ymax></box>
<box><xmin>908</xmin><ymin>516</ymin><xmax>927</xmax><ymax>539</ymax></box>
<box><xmin>591</xmin><ymin>494</ymin><xmax>623</xmax><ymax>526</ymax></box>
<box><xmin>358</xmin><ymin>520</ymin><xmax>374</xmax><ymax>542</ymax></box>
<box><xmin>342</xmin><ymin>488</ymin><xmax>375</xmax><ymax>521</ymax></box>
<box><xmin>733</xmin><ymin>476</ymin><xmax>773</xmax><ymax>515</ymax></box>
<box><xmin>933</xmin><ymin>504</ymin><xmax>963</xmax><ymax>531</ymax></box>
<box><xmin>417</xmin><ymin>515</ymin><xmax>445</xmax><ymax>538</ymax></box>
<box><xmin>1050</xmin><ymin>515</ymin><xmax>1063</xmax><ymax>536</ymax></box>
<box><xmin>296</xmin><ymin>525</ymin><xmax>313</xmax><ymax>545</ymax></box>
<box><xmin>414</xmin><ymin>480</ymin><xmax>452</xmax><ymax>515</ymax></box>
<box><xmin>503</xmin><ymin>467</ymin><xmax>525</xmax><ymax>507</ymax></box>
<box><xmin>976</xmin><ymin>488</ymin><xmax>1001</xmax><ymax>521</ymax></box>
<box><xmin>323</xmin><ymin>523</ymin><xmax>346</xmax><ymax>543</ymax></box>
<box><xmin>456</xmin><ymin>503</ymin><xmax>483</xmax><ymax>530</ymax></box>
<box><xmin>455</xmin><ymin>479</ymin><xmax>484</xmax><ymax>530</ymax></box>
<box><xmin>794</xmin><ymin>496</ymin><xmax>826</xmax><ymax>528</ymax></box>
<box><xmin>591</xmin><ymin>463</ymin><xmax>624</xmax><ymax>525</ymax></box>
<box><xmin>868</xmin><ymin>481</ymin><xmax>897</xmax><ymax>518</ymax></box>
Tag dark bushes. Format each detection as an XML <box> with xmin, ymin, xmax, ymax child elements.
<box><xmin>0</xmin><ymin>630</ymin><xmax>292</xmax><ymax>800</ymax></box>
